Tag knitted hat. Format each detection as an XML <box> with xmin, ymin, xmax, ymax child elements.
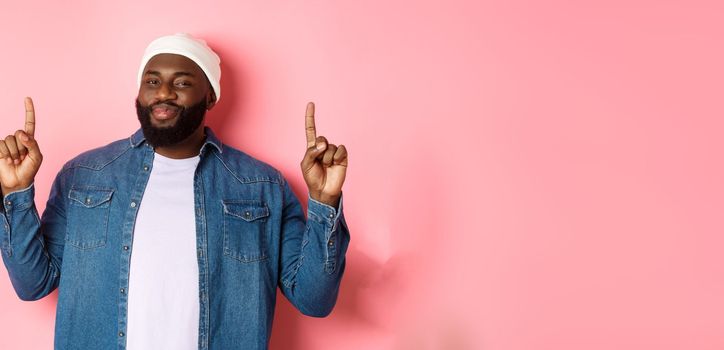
<box><xmin>137</xmin><ymin>33</ymin><xmax>222</xmax><ymax>102</ymax></box>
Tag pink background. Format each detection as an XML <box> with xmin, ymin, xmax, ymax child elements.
<box><xmin>1</xmin><ymin>0</ymin><xmax>723</xmax><ymax>349</ymax></box>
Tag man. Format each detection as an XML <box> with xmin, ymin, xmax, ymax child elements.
<box><xmin>0</xmin><ymin>33</ymin><xmax>350</xmax><ymax>350</ymax></box>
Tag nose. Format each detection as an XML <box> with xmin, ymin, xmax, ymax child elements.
<box><xmin>156</xmin><ymin>82</ymin><xmax>177</xmax><ymax>101</ymax></box>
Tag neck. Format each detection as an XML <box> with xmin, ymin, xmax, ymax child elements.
<box><xmin>153</xmin><ymin>125</ymin><xmax>206</xmax><ymax>159</ymax></box>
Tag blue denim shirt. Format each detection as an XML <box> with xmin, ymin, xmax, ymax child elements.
<box><xmin>0</xmin><ymin>127</ymin><xmax>350</xmax><ymax>350</ymax></box>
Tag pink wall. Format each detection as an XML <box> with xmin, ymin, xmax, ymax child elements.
<box><xmin>1</xmin><ymin>0</ymin><xmax>723</xmax><ymax>349</ymax></box>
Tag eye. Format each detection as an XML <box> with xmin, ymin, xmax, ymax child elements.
<box><xmin>175</xmin><ymin>81</ymin><xmax>192</xmax><ymax>87</ymax></box>
<box><xmin>145</xmin><ymin>79</ymin><xmax>159</xmax><ymax>85</ymax></box>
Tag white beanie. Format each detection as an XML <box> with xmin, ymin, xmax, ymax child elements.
<box><xmin>137</xmin><ymin>33</ymin><xmax>222</xmax><ymax>102</ymax></box>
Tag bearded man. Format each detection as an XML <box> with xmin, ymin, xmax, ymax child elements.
<box><xmin>0</xmin><ymin>33</ymin><xmax>350</xmax><ymax>350</ymax></box>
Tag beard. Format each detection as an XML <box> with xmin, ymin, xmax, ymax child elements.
<box><xmin>135</xmin><ymin>98</ymin><xmax>208</xmax><ymax>148</ymax></box>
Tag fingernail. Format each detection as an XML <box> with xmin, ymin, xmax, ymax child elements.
<box><xmin>21</xmin><ymin>134</ymin><xmax>29</xmax><ymax>141</ymax></box>
<box><xmin>316</xmin><ymin>143</ymin><xmax>325</xmax><ymax>150</ymax></box>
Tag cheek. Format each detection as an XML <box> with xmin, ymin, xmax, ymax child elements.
<box><xmin>137</xmin><ymin>89</ymin><xmax>155</xmax><ymax>105</ymax></box>
<box><xmin>179</xmin><ymin>90</ymin><xmax>205</xmax><ymax>105</ymax></box>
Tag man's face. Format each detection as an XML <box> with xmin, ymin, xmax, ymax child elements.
<box><xmin>136</xmin><ymin>53</ymin><xmax>216</xmax><ymax>147</ymax></box>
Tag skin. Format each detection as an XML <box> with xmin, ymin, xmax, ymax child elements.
<box><xmin>301</xmin><ymin>102</ymin><xmax>348</xmax><ymax>208</ymax></box>
<box><xmin>1</xmin><ymin>53</ymin><xmax>348</xmax><ymax>207</ymax></box>
<box><xmin>0</xmin><ymin>97</ymin><xmax>40</xmax><ymax>197</ymax></box>
<box><xmin>138</xmin><ymin>53</ymin><xmax>217</xmax><ymax>159</ymax></box>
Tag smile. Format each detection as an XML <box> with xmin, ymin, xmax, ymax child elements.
<box><xmin>151</xmin><ymin>104</ymin><xmax>180</xmax><ymax>121</ymax></box>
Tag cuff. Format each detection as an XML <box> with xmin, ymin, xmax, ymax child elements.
<box><xmin>307</xmin><ymin>193</ymin><xmax>344</xmax><ymax>228</ymax></box>
<box><xmin>3</xmin><ymin>183</ymin><xmax>35</xmax><ymax>213</ymax></box>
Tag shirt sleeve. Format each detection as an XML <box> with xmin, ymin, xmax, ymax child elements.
<box><xmin>0</xmin><ymin>171</ymin><xmax>67</xmax><ymax>301</ymax></box>
<box><xmin>277</xmin><ymin>178</ymin><xmax>350</xmax><ymax>317</ymax></box>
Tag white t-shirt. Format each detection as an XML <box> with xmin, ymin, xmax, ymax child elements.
<box><xmin>127</xmin><ymin>152</ymin><xmax>200</xmax><ymax>350</ymax></box>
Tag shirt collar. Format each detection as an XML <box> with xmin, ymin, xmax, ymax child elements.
<box><xmin>129</xmin><ymin>126</ymin><xmax>223</xmax><ymax>154</ymax></box>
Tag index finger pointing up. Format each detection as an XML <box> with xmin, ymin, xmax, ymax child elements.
<box><xmin>305</xmin><ymin>102</ymin><xmax>317</xmax><ymax>148</ymax></box>
<box><xmin>24</xmin><ymin>97</ymin><xmax>36</xmax><ymax>136</ymax></box>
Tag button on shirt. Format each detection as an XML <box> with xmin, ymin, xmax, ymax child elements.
<box><xmin>0</xmin><ymin>127</ymin><xmax>349</xmax><ymax>350</ymax></box>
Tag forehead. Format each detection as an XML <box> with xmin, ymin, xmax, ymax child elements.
<box><xmin>143</xmin><ymin>53</ymin><xmax>204</xmax><ymax>76</ymax></box>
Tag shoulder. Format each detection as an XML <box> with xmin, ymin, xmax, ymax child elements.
<box><xmin>211</xmin><ymin>143</ymin><xmax>285</xmax><ymax>185</ymax></box>
<box><xmin>62</xmin><ymin>137</ymin><xmax>133</xmax><ymax>172</ymax></box>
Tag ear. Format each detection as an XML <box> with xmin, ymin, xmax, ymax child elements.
<box><xmin>206</xmin><ymin>89</ymin><xmax>217</xmax><ymax>110</ymax></box>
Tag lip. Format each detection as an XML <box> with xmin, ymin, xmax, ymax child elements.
<box><xmin>151</xmin><ymin>104</ymin><xmax>180</xmax><ymax>121</ymax></box>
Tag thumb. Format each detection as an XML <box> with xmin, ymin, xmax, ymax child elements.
<box><xmin>300</xmin><ymin>142</ymin><xmax>327</xmax><ymax>171</ymax></box>
<box><xmin>17</xmin><ymin>130</ymin><xmax>42</xmax><ymax>163</ymax></box>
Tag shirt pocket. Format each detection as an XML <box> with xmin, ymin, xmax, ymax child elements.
<box><xmin>66</xmin><ymin>187</ymin><xmax>114</xmax><ymax>250</ymax></box>
<box><xmin>222</xmin><ymin>200</ymin><xmax>270</xmax><ymax>263</ymax></box>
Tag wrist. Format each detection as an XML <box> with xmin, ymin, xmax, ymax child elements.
<box><xmin>2</xmin><ymin>182</ymin><xmax>32</xmax><ymax>198</ymax></box>
<box><xmin>309</xmin><ymin>191</ymin><xmax>341</xmax><ymax>208</ymax></box>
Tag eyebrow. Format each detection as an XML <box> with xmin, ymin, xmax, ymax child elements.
<box><xmin>144</xmin><ymin>70</ymin><xmax>196</xmax><ymax>77</ymax></box>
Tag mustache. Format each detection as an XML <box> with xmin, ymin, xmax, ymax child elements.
<box><xmin>149</xmin><ymin>101</ymin><xmax>182</xmax><ymax>110</ymax></box>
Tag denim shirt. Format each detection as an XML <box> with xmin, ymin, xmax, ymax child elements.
<box><xmin>0</xmin><ymin>127</ymin><xmax>350</xmax><ymax>350</ymax></box>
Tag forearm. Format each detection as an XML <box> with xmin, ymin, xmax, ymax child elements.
<box><xmin>280</xmin><ymin>194</ymin><xmax>350</xmax><ymax>317</ymax></box>
<box><xmin>0</xmin><ymin>184</ymin><xmax>61</xmax><ymax>301</ymax></box>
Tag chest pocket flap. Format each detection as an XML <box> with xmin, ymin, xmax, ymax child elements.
<box><xmin>223</xmin><ymin>202</ymin><xmax>270</xmax><ymax>221</ymax></box>
<box><xmin>69</xmin><ymin>187</ymin><xmax>114</xmax><ymax>208</ymax></box>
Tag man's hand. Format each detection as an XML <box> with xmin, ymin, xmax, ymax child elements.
<box><xmin>300</xmin><ymin>102</ymin><xmax>348</xmax><ymax>208</ymax></box>
<box><xmin>0</xmin><ymin>97</ymin><xmax>43</xmax><ymax>196</ymax></box>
